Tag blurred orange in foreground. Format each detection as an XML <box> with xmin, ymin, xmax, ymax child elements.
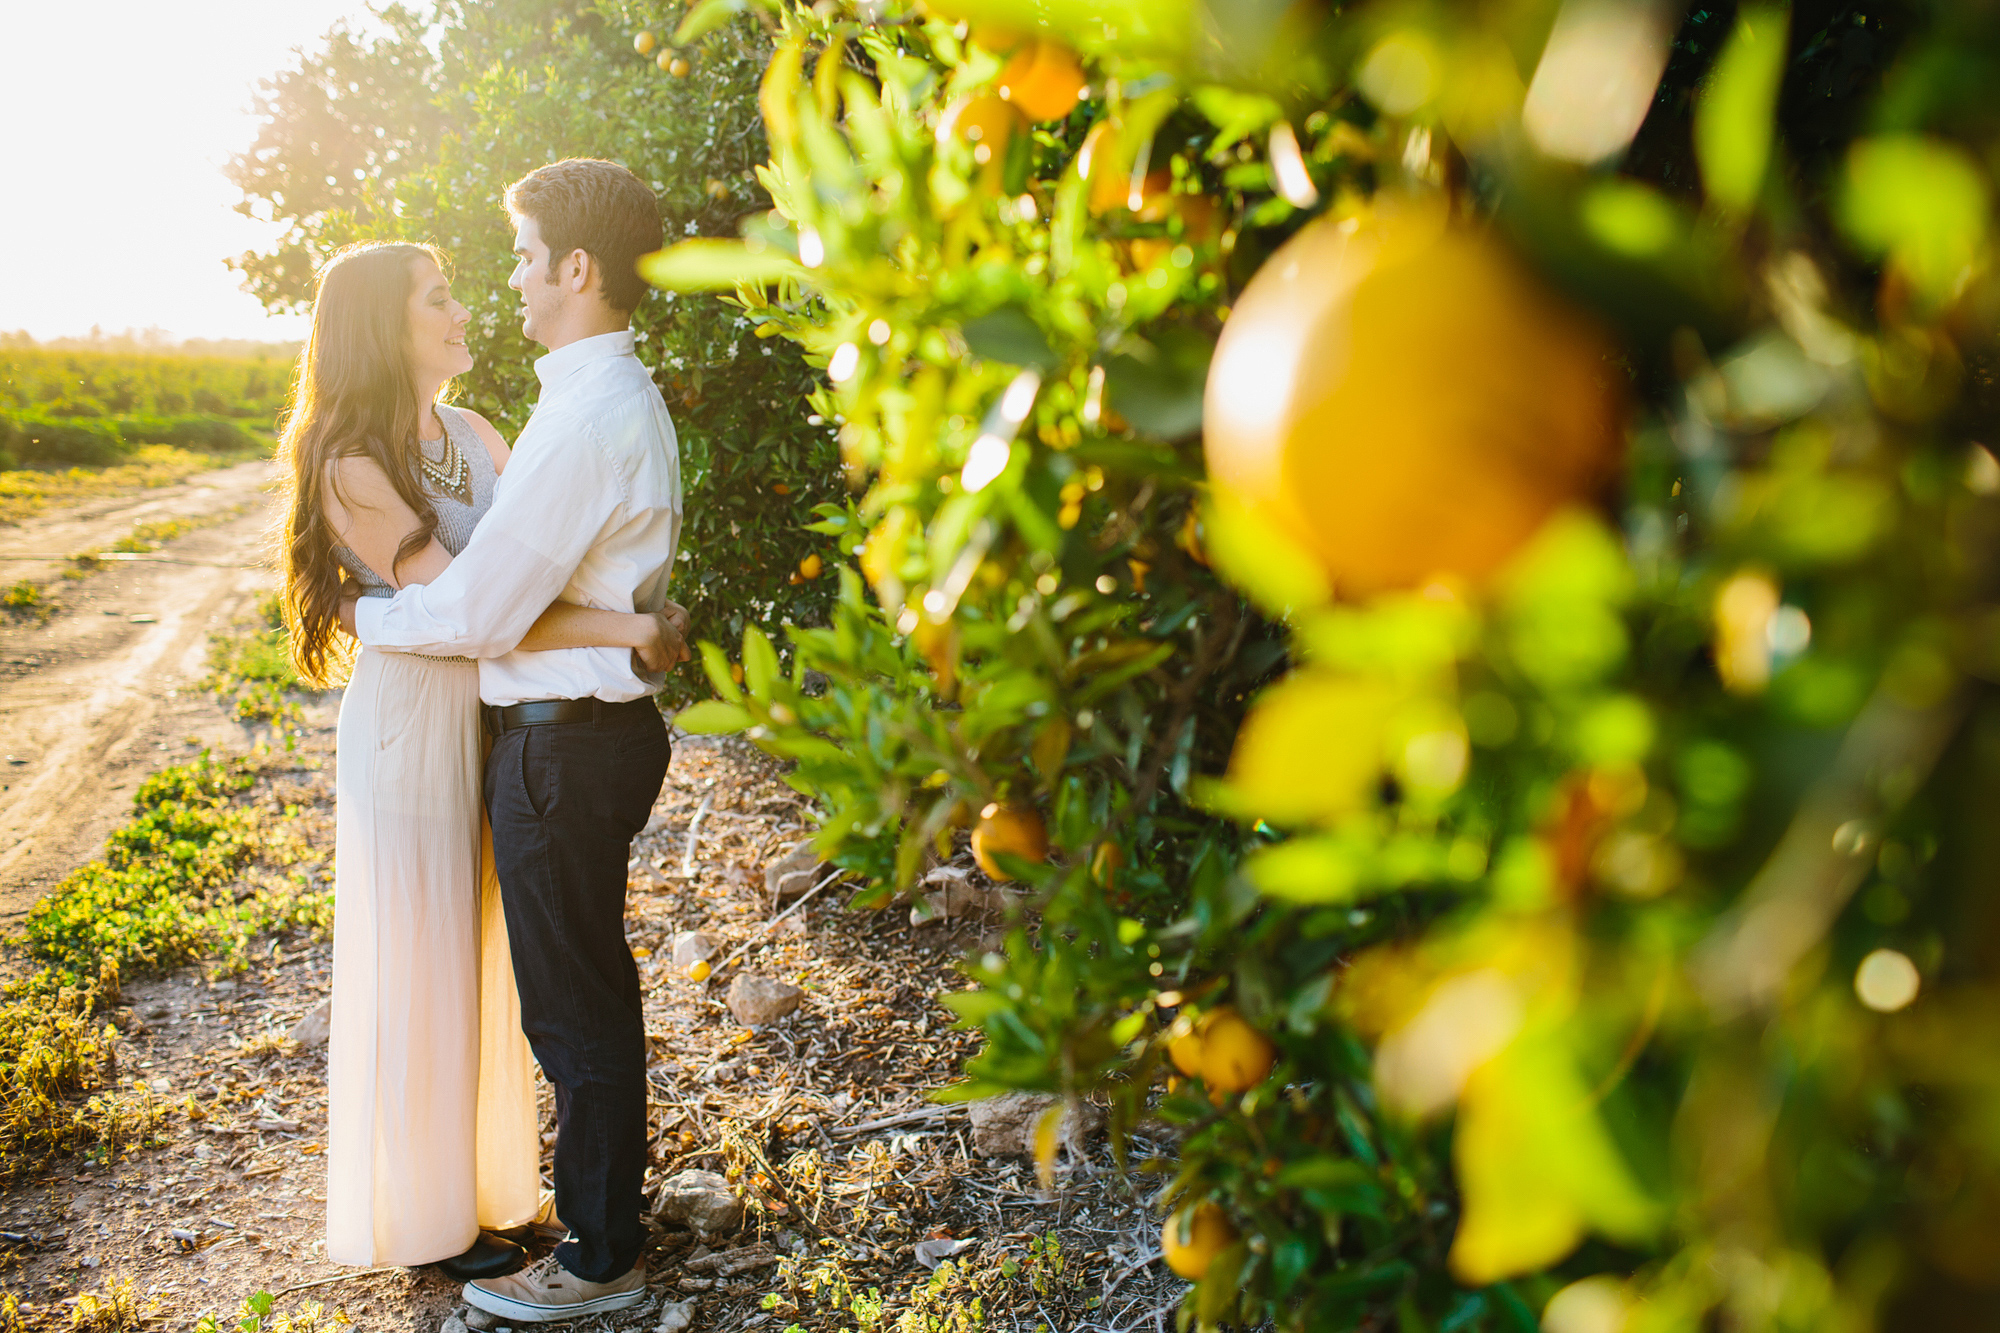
<box><xmin>1203</xmin><ymin>201</ymin><xmax>1622</xmax><ymax>596</ymax></box>
<box><xmin>972</xmin><ymin>802</ymin><xmax>1047</xmax><ymax>880</ymax></box>
<box><xmin>937</xmin><ymin>93</ymin><xmax>1023</xmax><ymax>165</ymax></box>
<box><xmin>1162</xmin><ymin>1202</ymin><xmax>1236</xmax><ymax>1279</ymax></box>
<box><xmin>998</xmin><ymin>39</ymin><xmax>1086</xmax><ymax>122</ymax></box>
<box><xmin>1193</xmin><ymin>1007</ymin><xmax>1276</xmax><ymax>1093</ymax></box>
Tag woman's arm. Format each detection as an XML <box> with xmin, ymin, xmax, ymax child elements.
<box><xmin>325</xmin><ymin>455</ymin><xmax>453</xmax><ymax>588</ymax></box>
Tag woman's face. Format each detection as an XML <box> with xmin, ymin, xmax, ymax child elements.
<box><xmin>406</xmin><ymin>256</ymin><xmax>473</xmax><ymax>388</ymax></box>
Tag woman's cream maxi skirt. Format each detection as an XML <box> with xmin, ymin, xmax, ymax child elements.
<box><xmin>327</xmin><ymin>648</ymin><xmax>539</xmax><ymax>1266</ymax></box>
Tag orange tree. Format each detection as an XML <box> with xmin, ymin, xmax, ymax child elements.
<box><xmin>649</xmin><ymin>0</ymin><xmax>2000</xmax><ymax>1327</ymax></box>
<box><xmin>230</xmin><ymin>0</ymin><xmax>839</xmax><ymax>652</ymax></box>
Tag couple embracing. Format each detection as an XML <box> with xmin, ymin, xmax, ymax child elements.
<box><xmin>277</xmin><ymin>158</ymin><xmax>687</xmax><ymax>1322</ymax></box>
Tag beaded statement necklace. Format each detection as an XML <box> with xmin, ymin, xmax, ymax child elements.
<box><xmin>417</xmin><ymin>417</ymin><xmax>472</xmax><ymax>507</ymax></box>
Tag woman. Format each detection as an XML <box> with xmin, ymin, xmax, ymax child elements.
<box><xmin>276</xmin><ymin>241</ymin><xmax>674</xmax><ymax>1278</ymax></box>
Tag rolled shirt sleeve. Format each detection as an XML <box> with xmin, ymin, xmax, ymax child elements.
<box><xmin>353</xmin><ymin>406</ymin><xmax>625</xmax><ymax>660</ymax></box>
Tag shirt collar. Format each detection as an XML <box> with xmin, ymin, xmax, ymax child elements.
<box><xmin>533</xmin><ymin>329</ymin><xmax>636</xmax><ymax>389</ymax></box>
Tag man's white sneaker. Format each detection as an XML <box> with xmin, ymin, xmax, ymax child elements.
<box><xmin>463</xmin><ymin>1254</ymin><xmax>646</xmax><ymax>1323</ymax></box>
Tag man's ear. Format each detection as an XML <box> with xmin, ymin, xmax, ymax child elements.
<box><xmin>563</xmin><ymin>248</ymin><xmax>593</xmax><ymax>296</ymax></box>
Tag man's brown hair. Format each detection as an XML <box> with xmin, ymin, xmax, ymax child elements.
<box><xmin>506</xmin><ymin>158</ymin><xmax>662</xmax><ymax>313</ymax></box>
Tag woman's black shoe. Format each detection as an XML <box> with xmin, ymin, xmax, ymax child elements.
<box><xmin>435</xmin><ymin>1232</ymin><xmax>527</xmax><ymax>1281</ymax></box>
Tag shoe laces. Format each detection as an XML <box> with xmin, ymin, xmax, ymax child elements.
<box><xmin>520</xmin><ymin>1254</ymin><xmax>567</xmax><ymax>1287</ymax></box>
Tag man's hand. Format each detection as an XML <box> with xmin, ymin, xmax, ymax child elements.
<box><xmin>659</xmin><ymin>598</ymin><xmax>692</xmax><ymax>638</ymax></box>
<box><xmin>633</xmin><ymin>608</ymin><xmax>692</xmax><ymax>674</ymax></box>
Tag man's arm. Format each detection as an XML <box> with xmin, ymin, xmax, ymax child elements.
<box><xmin>352</xmin><ymin>409</ymin><xmax>624</xmax><ymax>659</ymax></box>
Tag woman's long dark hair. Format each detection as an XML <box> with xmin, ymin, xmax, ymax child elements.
<box><xmin>275</xmin><ymin>242</ymin><xmax>452</xmax><ymax>686</ymax></box>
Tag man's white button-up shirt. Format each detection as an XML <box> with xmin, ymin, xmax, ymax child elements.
<box><xmin>352</xmin><ymin>329</ymin><xmax>683</xmax><ymax>707</ymax></box>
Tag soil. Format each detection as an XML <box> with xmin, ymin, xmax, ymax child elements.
<box><xmin>0</xmin><ymin>470</ymin><xmax>1188</xmax><ymax>1331</ymax></box>
<box><xmin>0</xmin><ymin>457</ymin><xmax>280</xmax><ymax>930</ymax></box>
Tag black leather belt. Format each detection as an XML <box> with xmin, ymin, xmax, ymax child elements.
<box><xmin>484</xmin><ymin>696</ymin><xmax>660</xmax><ymax>736</ymax></box>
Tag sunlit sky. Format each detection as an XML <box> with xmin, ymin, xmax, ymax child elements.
<box><xmin>0</xmin><ymin>0</ymin><xmax>388</xmax><ymax>343</ymax></box>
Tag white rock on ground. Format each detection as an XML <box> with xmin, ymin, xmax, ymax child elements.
<box><xmin>968</xmin><ymin>1092</ymin><xmax>1106</xmax><ymax>1159</ymax></box>
<box><xmin>656</xmin><ymin>1296</ymin><xmax>698</xmax><ymax>1332</ymax></box>
<box><xmin>763</xmin><ymin>839</ymin><xmax>825</xmax><ymax>902</ymax></box>
<box><xmin>288</xmin><ymin>1000</ymin><xmax>331</xmax><ymax>1048</ymax></box>
<box><xmin>726</xmin><ymin>974</ymin><xmax>803</xmax><ymax>1027</ymax></box>
<box><xmin>911</xmin><ymin>866</ymin><xmax>1023</xmax><ymax>924</ymax></box>
<box><xmin>438</xmin><ymin>1317</ymin><xmax>468</xmax><ymax>1333</ymax></box>
<box><xmin>459</xmin><ymin>1308</ymin><xmax>498</xmax><ymax>1331</ymax></box>
<box><xmin>670</xmin><ymin>930</ymin><xmax>719</xmax><ymax>969</ymax></box>
<box><xmin>653</xmin><ymin>1168</ymin><xmax>745</xmax><ymax>1236</ymax></box>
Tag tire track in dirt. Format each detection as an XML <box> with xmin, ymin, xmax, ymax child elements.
<box><xmin>0</xmin><ymin>459</ymin><xmax>287</xmax><ymax>926</ymax></box>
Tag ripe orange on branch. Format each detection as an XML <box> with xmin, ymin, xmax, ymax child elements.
<box><xmin>1164</xmin><ymin>1005</ymin><xmax>1277</xmax><ymax>1092</ymax></box>
<box><xmin>1162</xmin><ymin>1202</ymin><xmax>1237</xmax><ymax>1280</ymax></box>
<box><xmin>1195</xmin><ymin>1006</ymin><xmax>1276</xmax><ymax>1093</ymax></box>
<box><xmin>1126</xmin><ymin>171</ymin><xmax>1221</xmax><ymax>270</ymax></box>
<box><xmin>938</xmin><ymin>92</ymin><xmax>1023</xmax><ymax>165</ymax></box>
<box><xmin>1078</xmin><ymin>120</ymin><xmax>1130</xmax><ymax>214</ymax></box>
<box><xmin>633</xmin><ymin>30</ymin><xmax>657</xmax><ymax>55</ymax></box>
<box><xmin>998</xmin><ymin>39</ymin><xmax>1086</xmax><ymax>122</ymax></box>
<box><xmin>1167</xmin><ymin>1019</ymin><xmax>1205</xmax><ymax>1077</ymax></box>
<box><xmin>1203</xmin><ymin>201</ymin><xmax>1623</xmax><ymax>596</ymax></box>
<box><xmin>972</xmin><ymin>802</ymin><xmax>1047</xmax><ymax>880</ymax></box>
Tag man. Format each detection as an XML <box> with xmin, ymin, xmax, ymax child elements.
<box><xmin>346</xmin><ymin>157</ymin><xmax>683</xmax><ymax>1321</ymax></box>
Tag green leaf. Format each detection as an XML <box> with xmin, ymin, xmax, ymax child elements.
<box><xmin>1102</xmin><ymin>327</ymin><xmax>1213</xmax><ymax>440</ymax></box>
<box><xmin>1694</xmin><ymin>5</ymin><xmax>1791</xmax><ymax>216</ymax></box>
<box><xmin>1839</xmin><ymin>135</ymin><xmax>1991</xmax><ymax>312</ymax></box>
<box><xmin>1204</xmin><ymin>496</ymin><xmax>1329</xmax><ymax>617</ymax></box>
<box><xmin>1275</xmin><ymin>1156</ymin><xmax>1372</xmax><ymax>1190</ymax></box>
<box><xmin>742</xmin><ymin>625</ymin><xmax>780</xmax><ymax>699</ymax></box>
<box><xmin>1191</xmin><ymin>87</ymin><xmax>1283</xmax><ymax>155</ymax></box>
<box><xmin>1448</xmin><ymin>1035</ymin><xmax>1662</xmax><ymax>1284</ymax></box>
<box><xmin>1194</xmin><ymin>1241</ymin><xmax>1248</xmax><ymax>1323</ymax></box>
<box><xmin>1580</xmin><ymin>181</ymin><xmax>1689</xmax><ymax>258</ymax></box>
<box><xmin>961</xmin><ymin>307</ymin><xmax>1056</xmax><ymax>370</ymax></box>
<box><xmin>698</xmin><ymin>642</ymin><xmax>741</xmax><ymax>702</ymax></box>
<box><xmin>939</xmin><ymin>989</ymin><xmax>1008</xmax><ymax>1026</ymax></box>
<box><xmin>1215</xmin><ymin>671</ymin><xmax>1399</xmax><ymax>825</ymax></box>
<box><xmin>638</xmin><ymin>240</ymin><xmax>806</xmax><ymax>293</ymax></box>
<box><xmin>1245</xmin><ymin>838</ymin><xmax>1363</xmax><ymax>902</ymax></box>
<box><xmin>673</xmin><ymin>0</ymin><xmax>747</xmax><ymax>46</ymax></box>
<box><xmin>674</xmin><ymin>700</ymin><xmax>753</xmax><ymax>734</ymax></box>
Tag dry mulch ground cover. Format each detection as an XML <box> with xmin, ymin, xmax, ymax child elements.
<box><xmin>0</xmin><ymin>713</ymin><xmax>1187</xmax><ymax>1332</ymax></box>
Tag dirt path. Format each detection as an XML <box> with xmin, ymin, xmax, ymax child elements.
<box><xmin>0</xmin><ymin>459</ymin><xmax>283</xmax><ymax>926</ymax></box>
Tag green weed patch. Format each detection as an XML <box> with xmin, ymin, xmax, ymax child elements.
<box><xmin>204</xmin><ymin>594</ymin><xmax>305</xmax><ymax>725</ymax></box>
<box><xmin>67</xmin><ymin>507</ymin><xmax>249</xmax><ymax>577</ymax></box>
<box><xmin>0</xmin><ymin>751</ymin><xmax>332</xmax><ymax>1182</ymax></box>
<box><xmin>24</xmin><ymin>754</ymin><xmax>327</xmax><ymax>990</ymax></box>
<box><xmin>0</xmin><ymin>581</ymin><xmax>48</xmax><ymax>621</ymax></box>
<box><xmin>0</xmin><ymin>976</ymin><xmax>164</xmax><ymax>1184</ymax></box>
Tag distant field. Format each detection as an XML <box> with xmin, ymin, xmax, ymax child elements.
<box><xmin>0</xmin><ymin>348</ymin><xmax>288</xmax><ymax>470</ymax></box>
<box><xmin>0</xmin><ymin>348</ymin><xmax>290</xmax><ymax>420</ymax></box>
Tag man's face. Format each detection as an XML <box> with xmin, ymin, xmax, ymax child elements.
<box><xmin>508</xmin><ymin>214</ymin><xmax>566</xmax><ymax>346</ymax></box>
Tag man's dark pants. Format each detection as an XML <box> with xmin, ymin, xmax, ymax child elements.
<box><xmin>485</xmin><ymin>708</ymin><xmax>670</xmax><ymax>1283</ymax></box>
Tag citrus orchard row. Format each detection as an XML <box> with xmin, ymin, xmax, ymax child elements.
<box><xmin>636</xmin><ymin>0</ymin><xmax>2000</xmax><ymax>1327</ymax></box>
